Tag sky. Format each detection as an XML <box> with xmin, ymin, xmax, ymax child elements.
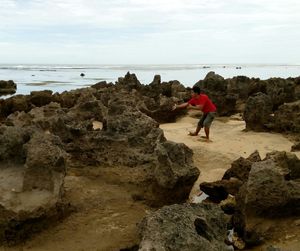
<box><xmin>0</xmin><ymin>0</ymin><xmax>299</xmax><ymax>64</ymax></box>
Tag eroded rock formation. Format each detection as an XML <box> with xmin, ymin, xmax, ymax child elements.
<box><xmin>138</xmin><ymin>203</ymin><xmax>230</xmax><ymax>251</ymax></box>
<box><xmin>200</xmin><ymin>151</ymin><xmax>300</xmax><ymax>247</ymax></box>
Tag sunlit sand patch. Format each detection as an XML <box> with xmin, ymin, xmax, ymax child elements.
<box><xmin>92</xmin><ymin>121</ymin><xmax>103</xmax><ymax>130</ymax></box>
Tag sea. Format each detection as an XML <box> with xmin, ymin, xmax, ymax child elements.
<box><xmin>1</xmin><ymin>64</ymin><xmax>300</xmax><ymax>97</ymax></box>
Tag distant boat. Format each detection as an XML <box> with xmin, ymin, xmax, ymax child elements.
<box><xmin>236</xmin><ymin>66</ymin><xmax>242</xmax><ymax>69</ymax></box>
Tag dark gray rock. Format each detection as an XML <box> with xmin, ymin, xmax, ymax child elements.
<box><xmin>291</xmin><ymin>141</ymin><xmax>300</xmax><ymax>152</ymax></box>
<box><xmin>0</xmin><ymin>80</ymin><xmax>17</xmax><ymax>95</ymax></box>
<box><xmin>0</xmin><ymin>125</ymin><xmax>30</xmax><ymax>164</ymax></box>
<box><xmin>153</xmin><ymin>141</ymin><xmax>199</xmax><ymax>204</ymax></box>
<box><xmin>244</xmin><ymin>92</ymin><xmax>273</xmax><ymax>131</ymax></box>
<box><xmin>226</xmin><ymin>76</ymin><xmax>262</xmax><ymax>100</ymax></box>
<box><xmin>223</xmin><ymin>151</ymin><xmax>261</xmax><ymax>182</ymax></box>
<box><xmin>265</xmin><ymin>246</ymin><xmax>283</xmax><ymax>251</ymax></box>
<box><xmin>0</xmin><ymin>130</ymin><xmax>70</xmax><ymax>245</ymax></box>
<box><xmin>116</xmin><ymin>72</ymin><xmax>142</xmax><ymax>91</ymax></box>
<box><xmin>233</xmin><ymin>151</ymin><xmax>300</xmax><ymax>246</ymax></box>
<box><xmin>29</xmin><ymin>90</ymin><xmax>53</xmax><ymax>107</ymax></box>
<box><xmin>265</xmin><ymin>78</ymin><xmax>296</xmax><ymax>110</ymax></box>
<box><xmin>195</xmin><ymin>72</ymin><xmax>237</xmax><ymax>116</ymax></box>
<box><xmin>23</xmin><ymin>132</ymin><xmax>66</xmax><ymax>192</ymax></box>
<box><xmin>200</xmin><ymin>152</ymin><xmax>261</xmax><ymax>208</ymax></box>
<box><xmin>274</xmin><ymin>100</ymin><xmax>300</xmax><ymax>133</ymax></box>
<box><xmin>138</xmin><ymin>203</ymin><xmax>230</xmax><ymax>251</ymax></box>
<box><xmin>0</xmin><ymin>94</ymin><xmax>31</xmax><ymax>118</ymax></box>
<box><xmin>200</xmin><ymin>178</ymin><xmax>243</xmax><ymax>202</ymax></box>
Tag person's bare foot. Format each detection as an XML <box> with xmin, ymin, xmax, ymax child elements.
<box><xmin>188</xmin><ymin>131</ymin><xmax>198</xmax><ymax>136</ymax></box>
<box><xmin>200</xmin><ymin>136</ymin><xmax>207</xmax><ymax>139</ymax></box>
<box><xmin>198</xmin><ymin>138</ymin><xmax>212</xmax><ymax>142</ymax></box>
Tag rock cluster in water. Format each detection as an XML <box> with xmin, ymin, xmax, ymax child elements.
<box><xmin>0</xmin><ymin>80</ymin><xmax>17</xmax><ymax>95</ymax></box>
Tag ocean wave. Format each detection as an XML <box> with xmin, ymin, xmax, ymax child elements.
<box><xmin>1</xmin><ymin>64</ymin><xmax>299</xmax><ymax>72</ymax></box>
<box><xmin>0</xmin><ymin>64</ymin><xmax>220</xmax><ymax>71</ymax></box>
<box><xmin>0</xmin><ymin>65</ymin><xmax>99</xmax><ymax>71</ymax></box>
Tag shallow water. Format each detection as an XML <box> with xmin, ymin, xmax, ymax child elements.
<box><xmin>1</xmin><ymin>64</ymin><xmax>300</xmax><ymax>96</ymax></box>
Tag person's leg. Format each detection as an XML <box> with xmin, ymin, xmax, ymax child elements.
<box><xmin>203</xmin><ymin>112</ymin><xmax>216</xmax><ymax>141</ymax></box>
<box><xmin>189</xmin><ymin>114</ymin><xmax>206</xmax><ymax>136</ymax></box>
<box><xmin>189</xmin><ymin>125</ymin><xmax>201</xmax><ymax>136</ymax></box>
<box><xmin>204</xmin><ymin>127</ymin><xmax>210</xmax><ymax>140</ymax></box>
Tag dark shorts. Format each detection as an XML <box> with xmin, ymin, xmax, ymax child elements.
<box><xmin>198</xmin><ymin>112</ymin><xmax>216</xmax><ymax>128</ymax></box>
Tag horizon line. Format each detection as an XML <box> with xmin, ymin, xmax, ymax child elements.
<box><xmin>0</xmin><ymin>63</ymin><xmax>300</xmax><ymax>66</ymax></box>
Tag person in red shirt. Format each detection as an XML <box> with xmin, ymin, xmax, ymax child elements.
<box><xmin>173</xmin><ymin>86</ymin><xmax>217</xmax><ymax>142</ymax></box>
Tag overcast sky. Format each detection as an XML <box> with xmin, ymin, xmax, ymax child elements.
<box><xmin>0</xmin><ymin>0</ymin><xmax>299</xmax><ymax>64</ymax></box>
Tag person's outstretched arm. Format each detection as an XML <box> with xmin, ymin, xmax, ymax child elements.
<box><xmin>172</xmin><ymin>102</ymin><xmax>189</xmax><ymax>110</ymax></box>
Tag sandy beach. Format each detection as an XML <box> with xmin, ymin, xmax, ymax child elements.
<box><xmin>160</xmin><ymin>111</ymin><xmax>300</xmax><ymax>200</ymax></box>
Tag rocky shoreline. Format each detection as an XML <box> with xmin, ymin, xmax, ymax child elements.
<box><xmin>0</xmin><ymin>72</ymin><xmax>299</xmax><ymax>250</ymax></box>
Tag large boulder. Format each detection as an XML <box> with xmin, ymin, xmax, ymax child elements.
<box><xmin>116</xmin><ymin>72</ymin><xmax>142</xmax><ymax>91</ymax></box>
<box><xmin>223</xmin><ymin>150</ymin><xmax>261</xmax><ymax>182</ymax></box>
<box><xmin>292</xmin><ymin>141</ymin><xmax>300</xmax><ymax>152</ymax></box>
<box><xmin>226</xmin><ymin>76</ymin><xmax>261</xmax><ymax>100</ymax></box>
<box><xmin>80</xmin><ymin>93</ymin><xmax>199</xmax><ymax>205</ymax></box>
<box><xmin>0</xmin><ymin>95</ymin><xmax>31</xmax><ymax>118</ymax></box>
<box><xmin>200</xmin><ymin>151</ymin><xmax>261</xmax><ymax>202</ymax></box>
<box><xmin>0</xmin><ymin>131</ymin><xmax>70</xmax><ymax>244</ymax></box>
<box><xmin>138</xmin><ymin>203</ymin><xmax>230</xmax><ymax>251</ymax></box>
<box><xmin>153</xmin><ymin>141</ymin><xmax>200</xmax><ymax>204</ymax></box>
<box><xmin>0</xmin><ymin>125</ymin><xmax>30</xmax><ymax>164</ymax></box>
<box><xmin>265</xmin><ymin>78</ymin><xmax>296</xmax><ymax>110</ymax></box>
<box><xmin>139</xmin><ymin>94</ymin><xmax>185</xmax><ymax>123</ymax></box>
<box><xmin>29</xmin><ymin>90</ymin><xmax>54</xmax><ymax>107</ymax></box>
<box><xmin>195</xmin><ymin>72</ymin><xmax>237</xmax><ymax>116</ymax></box>
<box><xmin>23</xmin><ymin>132</ymin><xmax>66</xmax><ymax>191</ymax></box>
<box><xmin>233</xmin><ymin>151</ymin><xmax>300</xmax><ymax>245</ymax></box>
<box><xmin>200</xmin><ymin>178</ymin><xmax>243</xmax><ymax>203</ymax></box>
<box><xmin>294</xmin><ymin>76</ymin><xmax>300</xmax><ymax>100</ymax></box>
<box><xmin>273</xmin><ymin>100</ymin><xmax>300</xmax><ymax>133</ymax></box>
<box><xmin>243</xmin><ymin>92</ymin><xmax>273</xmax><ymax>131</ymax></box>
<box><xmin>138</xmin><ymin>75</ymin><xmax>188</xmax><ymax>122</ymax></box>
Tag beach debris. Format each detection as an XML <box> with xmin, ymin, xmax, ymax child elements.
<box><xmin>232</xmin><ymin>232</ymin><xmax>245</xmax><ymax>250</ymax></box>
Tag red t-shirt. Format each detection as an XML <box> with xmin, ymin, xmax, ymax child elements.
<box><xmin>188</xmin><ymin>94</ymin><xmax>216</xmax><ymax>113</ymax></box>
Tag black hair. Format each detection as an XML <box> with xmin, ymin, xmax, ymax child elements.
<box><xmin>192</xmin><ymin>86</ymin><xmax>201</xmax><ymax>94</ymax></box>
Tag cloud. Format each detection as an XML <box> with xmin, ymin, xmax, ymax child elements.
<box><xmin>0</xmin><ymin>0</ymin><xmax>299</xmax><ymax>64</ymax></box>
